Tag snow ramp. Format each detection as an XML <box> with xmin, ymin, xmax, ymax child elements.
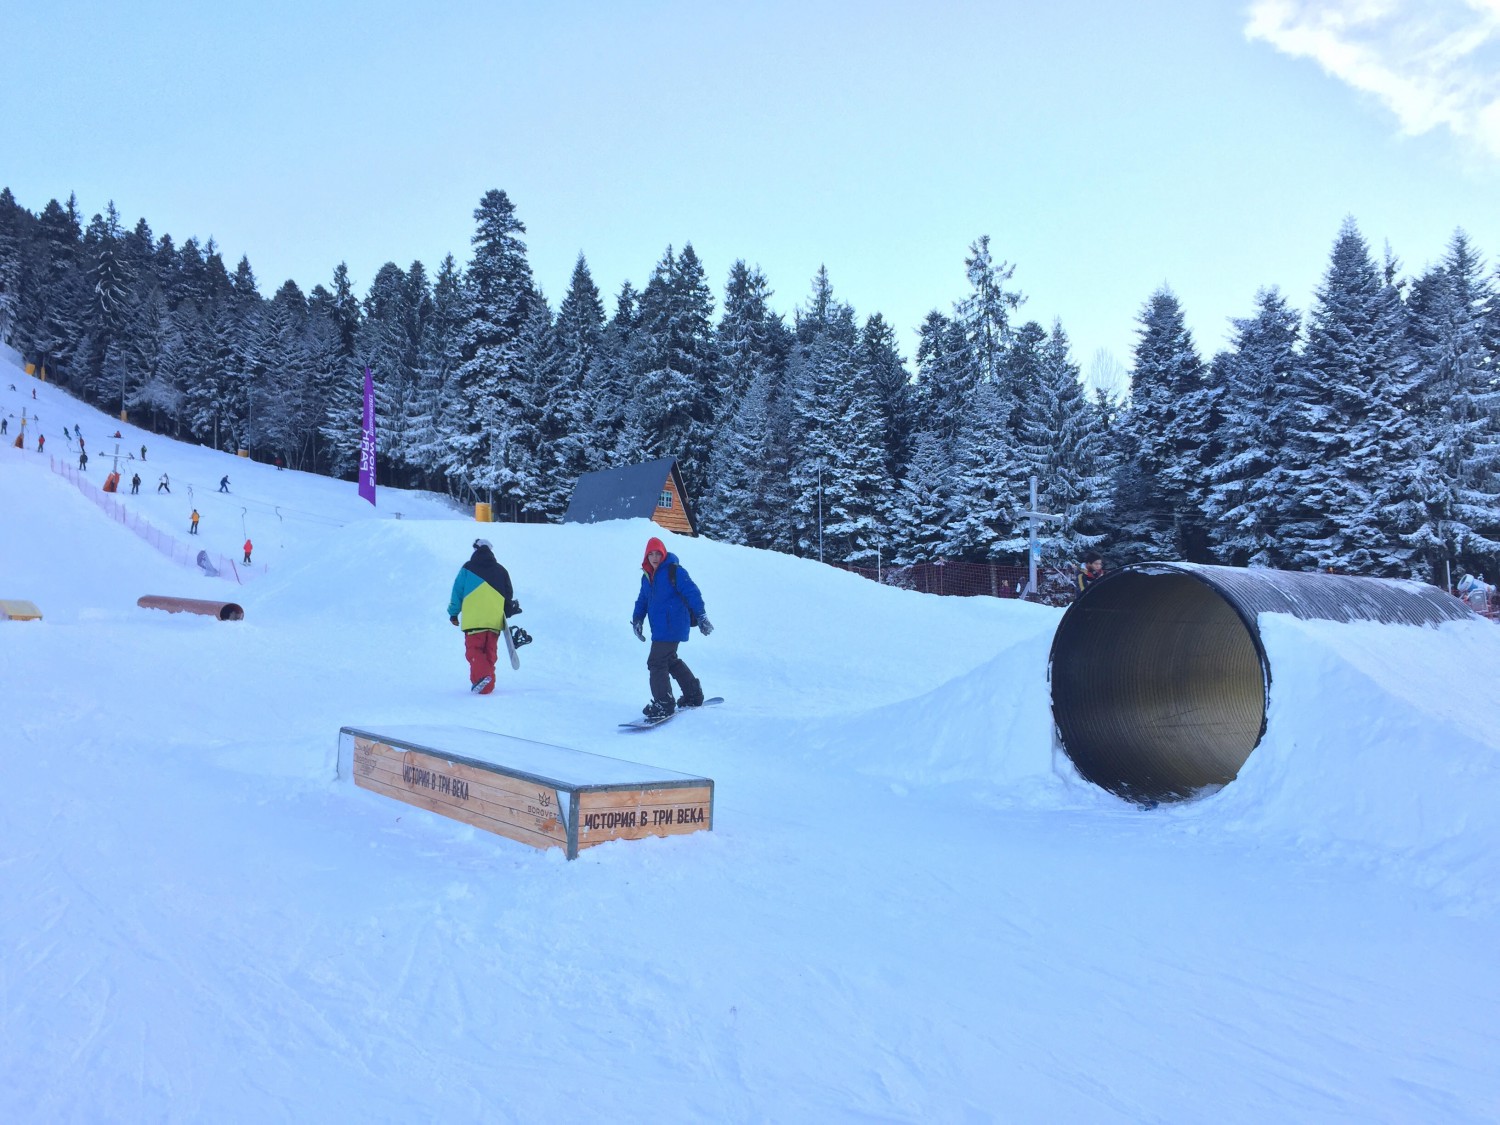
<box><xmin>1049</xmin><ymin>563</ymin><xmax>1478</xmax><ymax>803</ymax></box>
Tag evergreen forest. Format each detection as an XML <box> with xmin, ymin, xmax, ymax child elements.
<box><xmin>2</xmin><ymin>185</ymin><xmax>1498</xmax><ymax>584</ymax></box>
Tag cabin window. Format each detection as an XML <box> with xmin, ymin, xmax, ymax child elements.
<box><xmin>658</xmin><ymin>491</ymin><xmax>674</xmax><ymax>509</ymax></box>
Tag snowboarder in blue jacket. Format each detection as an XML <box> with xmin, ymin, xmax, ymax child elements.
<box><xmin>631</xmin><ymin>535</ymin><xmax>712</xmax><ymax>720</ymax></box>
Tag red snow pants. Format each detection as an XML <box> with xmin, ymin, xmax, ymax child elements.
<box><xmin>463</xmin><ymin>629</ymin><xmax>499</xmax><ymax>693</ymax></box>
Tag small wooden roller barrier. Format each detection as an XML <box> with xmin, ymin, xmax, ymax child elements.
<box><xmin>0</xmin><ymin>599</ymin><xmax>43</xmax><ymax>621</ymax></box>
<box><xmin>338</xmin><ymin>725</ymin><xmax>714</xmax><ymax>859</ymax></box>
<box><xmin>137</xmin><ymin>596</ymin><xmax>244</xmax><ymax>620</ymax></box>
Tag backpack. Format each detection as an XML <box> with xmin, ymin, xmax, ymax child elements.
<box><xmin>667</xmin><ymin>563</ymin><xmax>699</xmax><ymax>626</ymax></box>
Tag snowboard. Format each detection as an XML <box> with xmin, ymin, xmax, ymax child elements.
<box><xmin>618</xmin><ymin>696</ymin><xmax>724</xmax><ymax>731</ymax></box>
<box><xmin>503</xmin><ymin>624</ymin><xmax>521</xmax><ymax>670</ymax></box>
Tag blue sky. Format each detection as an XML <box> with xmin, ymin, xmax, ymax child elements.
<box><xmin>3</xmin><ymin>1</ymin><xmax>1497</xmax><ymax>391</ymax></box>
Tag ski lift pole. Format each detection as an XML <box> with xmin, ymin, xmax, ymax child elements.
<box><xmin>1023</xmin><ymin>475</ymin><xmax>1063</xmax><ymax>599</ymax></box>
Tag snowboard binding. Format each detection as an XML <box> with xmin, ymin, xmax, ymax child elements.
<box><xmin>510</xmin><ymin>626</ymin><xmax>533</xmax><ymax>648</ymax></box>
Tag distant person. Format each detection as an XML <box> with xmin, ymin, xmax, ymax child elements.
<box><xmin>130</xmin><ymin>472</ymin><xmax>141</xmax><ymax>494</ymax></box>
<box><xmin>78</xmin><ymin>435</ymin><xmax>85</xmax><ymax>452</ymax></box>
<box><xmin>140</xmin><ymin>444</ymin><xmax>147</xmax><ymax>461</ymax></box>
<box><xmin>219</xmin><ymin>475</ymin><xmax>230</xmax><ymax>493</ymax></box>
<box><xmin>274</xmin><ymin>454</ymin><xmax>284</xmax><ymax>471</ymax></box>
<box><xmin>447</xmin><ymin>538</ymin><xmax>521</xmax><ymax>695</ymax></box>
<box><xmin>0</xmin><ymin>417</ymin><xmax>7</xmax><ymax>436</ymax></box>
<box><xmin>243</xmin><ymin>538</ymin><xmax>253</xmax><ymax>565</ymax></box>
<box><xmin>73</xmin><ymin>424</ymin><xmax>81</xmax><ymax>440</ymax></box>
<box><xmin>1077</xmin><ymin>552</ymin><xmax>1105</xmax><ymax>597</ymax></box>
<box><xmin>112</xmin><ymin>429</ymin><xmax>122</xmax><ymax>438</ymax></box>
<box><xmin>157</xmin><ymin>473</ymin><xmax>170</xmax><ymax>494</ymax></box>
<box><xmin>36</xmin><ymin>434</ymin><xmax>44</xmax><ymax>452</ymax></box>
<box><xmin>630</xmin><ymin>536</ymin><xmax>711</xmax><ymax>720</ymax></box>
<box><xmin>189</xmin><ymin>509</ymin><xmax>200</xmax><ymax>535</ymax></box>
<box><xmin>78</xmin><ymin>450</ymin><xmax>88</xmax><ymax>470</ymax></box>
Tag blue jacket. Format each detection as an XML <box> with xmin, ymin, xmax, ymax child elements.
<box><xmin>633</xmin><ymin>551</ymin><xmax>705</xmax><ymax>643</ymax></box>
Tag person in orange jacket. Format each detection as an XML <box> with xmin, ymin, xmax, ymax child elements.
<box><xmin>243</xmin><ymin>539</ymin><xmax>253</xmax><ymax>564</ymax></box>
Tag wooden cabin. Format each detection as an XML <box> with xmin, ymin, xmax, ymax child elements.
<box><xmin>563</xmin><ymin>457</ymin><xmax>697</xmax><ymax>536</ymax></box>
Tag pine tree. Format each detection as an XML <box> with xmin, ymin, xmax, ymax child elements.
<box><xmin>702</xmin><ymin>261</ymin><xmax>791</xmax><ymax>540</ymax></box>
<box><xmin>449</xmin><ymin>189</ymin><xmax>539</xmax><ymax>508</ymax></box>
<box><xmin>534</xmin><ymin>254</ymin><xmax>607</xmax><ymax>517</ymax></box>
<box><xmin>860</xmin><ymin>313</ymin><xmax>914</xmax><ymax>482</ymax></box>
<box><xmin>1017</xmin><ymin>322</ymin><xmax>1114</xmax><ymax>563</ymax></box>
<box><xmin>1116</xmin><ymin>288</ymin><xmax>1210</xmax><ymax>559</ymax></box>
<box><xmin>632</xmin><ymin>244</ymin><xmax>717</xmax><ymax>491</ymax></box>
<box><xmin>956</xmin><ymin>235</ymin><xmax>1024</xmax><ymax>390</ymax></box>
<box><xmin>1282</xmin><ymin>219</ymin><xmax>1425</xmax><ymax>575</ymax></box>
<box><xmin>1204</xmin><ymin>288</ymin><xmax>1303</xmax><ymax>566</ymax></box>
<box><xmin>912</xmin><ymin>310</ymin><xmax>975</xmax><ymax>448</ymax></box>
<box><xmin>1406</xmin><ymin>230</ymin><xmax>1500</xmax><ymax>580</ymax></box>
<box><xmin>405</xmin><ymin>254</ymin><xmax>466</xmax><ymax>490</ymax></box>
<box><xmin>889</xmin><ymin>431</ymin><xmax>954</xmax><ymax>565</ymax></box>
<box><xmin>253</xmin><ymin>280</ymin><xmax>315</xmax><ymax>467</ymax></box>
<box><xmin>942</xmin><ymin>378</ymin><xmax>1026</xmax><ymax>561</ymax></box>
<box><xmin>0</xmin><ymin>187</ymin><xmax>23</xmax><ymax>344</ymax></box>
<box><xmin>784</xmin><ymin>270</ymin><xmax>856</xmax><ymax>558</ymax></box>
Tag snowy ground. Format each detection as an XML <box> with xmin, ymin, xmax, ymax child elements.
<box><xmin>3</xmin><ymin>361</ymin><xmax>1499</xmax><ymax>1122</ymax></box>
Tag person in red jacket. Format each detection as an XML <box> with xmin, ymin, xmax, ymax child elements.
<box><xmin>631</xmin><ymin>536</ymin><xmax>712</xmax><ymax>720</ymax></box>
<box><xmin>243</xmin><ymin>539</ymin><xmax>253</xmax><ymax>564</ymax></box>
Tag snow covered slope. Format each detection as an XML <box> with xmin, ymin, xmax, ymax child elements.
<box><xmin>3</xmin><ymin>360</ymin><xmax>1499</xmax><ymax>1121</ymax></box>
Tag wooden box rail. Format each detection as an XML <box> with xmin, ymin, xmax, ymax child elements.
<box><xmin>337</xmin><ymin>725</ymin><xmax>714</xmax><ymax>859</ymax></box>
<box><xmin>0</xmin><ymin>599</ymin><xmax>43</xmax><ymax>621</ymax></box>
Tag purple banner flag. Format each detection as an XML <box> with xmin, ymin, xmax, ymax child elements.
<box><xmin>358</xmin><ymin>367</ymin><xmax>377</xmax><ymax>506</ymax></box>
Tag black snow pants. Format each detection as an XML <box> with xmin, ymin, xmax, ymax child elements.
<box><xmin>647</xmin><ymin>641</ymin><xmax>701</xmax><ymax>706</ymax></box>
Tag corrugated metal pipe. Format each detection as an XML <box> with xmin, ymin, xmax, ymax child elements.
<box><xmin>1048</xmin><ymin>563</ymin><xmax>1475</xmax><ymax>804</ymax></box>
<box><xmin>137</xmin><ymin>595</ymin><xmax>245</xmax><ymax>621</ymax></box>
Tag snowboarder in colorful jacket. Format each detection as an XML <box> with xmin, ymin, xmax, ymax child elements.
<box><xmin>447</xmin><ymin>538</ymin><xmax>520</xmax><ymax>695</ymax></box>
<box><xmin>631</xmin><ymin>536</ymin><xmax>712</xmax><ymax>720</ymax></box>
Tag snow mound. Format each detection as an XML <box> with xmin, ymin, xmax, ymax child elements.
<box><xmin>1190</xmin><ymin>614</ymin><xmax>1500</xmax><ymax>910</ymax></box>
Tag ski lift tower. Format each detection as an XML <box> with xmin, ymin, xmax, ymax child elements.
<box><xmin>1022</xmin><ymin>475</ymin><xmax>1063</xmax><ymax>599</ymax></box>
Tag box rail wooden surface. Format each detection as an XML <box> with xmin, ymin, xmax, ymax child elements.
<box><xmin>338</xmin><ymin>725</ymin><xmax>713</xmax><ymax>859</ymax></box>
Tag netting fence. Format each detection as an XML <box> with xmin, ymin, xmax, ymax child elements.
<box><xmin>832</xmin><ymin>558</ymin><xmax>1082</xmax><ymax>606</ymax></box>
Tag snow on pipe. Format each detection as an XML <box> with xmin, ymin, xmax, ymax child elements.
<box><xmin>1047</xmin><ymin>563</ymin><xmax>1476</xmax><ymax>804</ymax></box>
<box><xmin>136</xmin><ymin>595</ymin><xmax>244</xmax><ymax>621</ymax></box>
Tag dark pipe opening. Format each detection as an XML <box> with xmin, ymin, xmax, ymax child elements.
<box><xmin>1050</xmin><ymin>571</ymin><xmax>1267</xmax><ymax>803</ymax></box>
<box><xmin>1049</xmin><ymin>563</ymin><xmax>1477</xmax><ymax>804</ymax></box>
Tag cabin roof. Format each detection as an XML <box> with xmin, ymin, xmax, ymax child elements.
<box><xmin>562</xmin><ymin>457</ymin><xmax>696</xmax><ymax>533</ymax></box>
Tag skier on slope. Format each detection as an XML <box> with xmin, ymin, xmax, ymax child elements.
<box><xmin>447</xmin><ymin>538</ymin><xmax>522</xmax><ymax>695</ymax></box>
<box><xmin>630</xmin><ymin>535</ymin><xmax>712</xmax><ymax>721</ymax></box>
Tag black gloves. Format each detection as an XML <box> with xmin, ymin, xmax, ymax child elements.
<box><xmin>449</xmin><ymin>615</ymin><xmax>460</xmax><ymax>627</ymax></box>
<box><xmin>632</xmin><ymin>618</ymin><xmax>645</xmax><ymax>642</ymax></box>
<box><xmin>698</xmin><ymin>615</ymin><xmax>714</xmax><ymax>636</ymax></box>
<box><xmin>507</xmin><ymin>599</ymin><xmax>522</xmax><ymax>617</ymax></box>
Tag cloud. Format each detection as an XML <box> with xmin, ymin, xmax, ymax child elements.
<box><xmin>1245</xmin><ymin>0</ymin><xmax>1500</xmax><ymax>158</ymax></box>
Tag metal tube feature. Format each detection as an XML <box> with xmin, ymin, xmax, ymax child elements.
<box><xmin>1049</xmin><ymin>564</ymin><xmax>1476</xmax><ymax>803</ymax></box>
<box><xmin>137</xmin><ymin>595</ymin><xmax>245</xmax><ymax>621</ymax></box>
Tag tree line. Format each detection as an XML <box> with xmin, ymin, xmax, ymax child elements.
<box><xmin>1</xmin><ymin>185</ymin><xmax>1496</xmax><ymax>582</ymax></box>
